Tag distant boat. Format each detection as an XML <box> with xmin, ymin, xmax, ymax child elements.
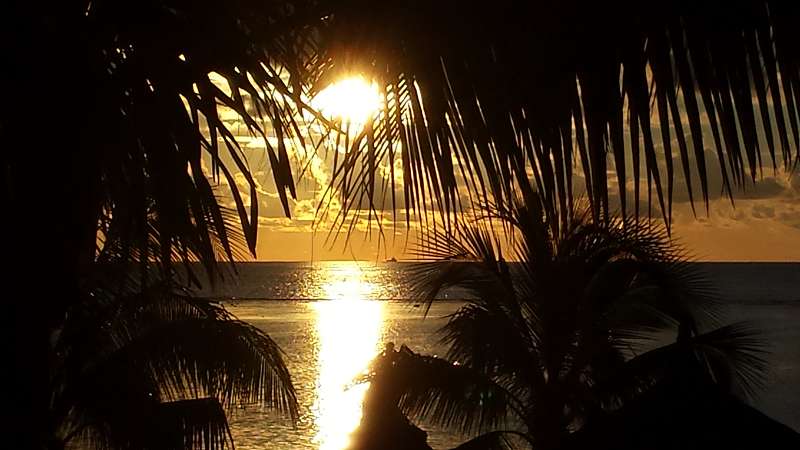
<box><xmin>385</xmin><ymin>257</ymin><xmax>398</xmax><ymax>263</ymax></box>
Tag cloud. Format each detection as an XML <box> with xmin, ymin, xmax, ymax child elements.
<box><xmin>779</xmin><ymin>209</ymin><xmax>800</xmax><ymax>223</ymax></box>
<box><xmin>738</xmin><ymin>177</ymin><xmax>786</xmax><ymax>200</ymax></box>
<box><xmin>203</xmin><ymin>81</ymin><xmax>800</xmax><ymax>261</ymax></box>
<box><xmin>790</xmin><ymin>172</ymin><xmax>800</xmax><ymax>193</ymax></box>
<box><xmin>752</xmin><ymin>204</ymin><xmax>775</xmax><ymax>219</ymax></box>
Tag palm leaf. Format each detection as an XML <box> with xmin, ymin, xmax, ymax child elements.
<box><xmin>693</xmin><ymin>322</ymin><xmax>770</xmax><ymax>401</ymax></box>
<box><xmin>54</xmin><ymin>281</ymin><xmax>298</xmax><ymax>448</ymax></box>
<box><xmin>318</xmin><ymin>0</ymin><xmax>800</xmax><ymax>231</ymax></box>
<box><xmin>395</xmin><ymin>197</ymin><xmax>770</xmax><ymax>447</ymax></box>
<box><xmin>364</xmin><ymin>347</ymin><xmax>523</xmax><ymax>436</ymax></box>
<box><xmin>608</xmin><ymin>321</ymin><xmax>769</xmax><ymax>403</ymax></box>
<box><xmin>156</xmin><ymin>398</ymin><xmax>235</xmax><ymax>450</ymax></box>
<box><xmin>68</xmin><ymin>398</ymin><xmax>234</xmax><ymax>450</ymax></box>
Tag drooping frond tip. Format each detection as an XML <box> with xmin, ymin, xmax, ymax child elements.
<box><xmin>320</xmin><ymin>0</ymin><xmax>800</xmax><ymax>230</ymax></box>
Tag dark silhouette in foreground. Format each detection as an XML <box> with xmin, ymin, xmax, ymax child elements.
<box><xmin>567</xmin><ymin>376</ymin><xmax>800</xmax><ymax>450</ymax></box>
<box><xmin>350</xmin><ymin>343</ymin><xmax>433</xmax><ymax>450</ymax></box>
<box><xmin>352</xmin><ymin>196</ymin><xmax>796</xmax><ymax>450</ymax></box>
<box><xmin>6</xmin><ymin>2</ymin><xmax>800</xmax><ymax>448</ymax></box>
<box><xmin>50</xmin><ymin>275</ymin><xmax>298</xmax><ymax>449</ymax></box>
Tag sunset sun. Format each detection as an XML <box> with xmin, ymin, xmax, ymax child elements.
<box><xmin>312</xmin><ymin>76</ymin><xmax>383</xmax><ymax>127</ymax></box>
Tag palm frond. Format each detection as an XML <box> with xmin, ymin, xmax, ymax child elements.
<box><xmin>6</xmin><ymin>1</ymin><xmax>327</xmax><ymax>284</ymax></box>
<box><xmin>439</xmin><ymin>303</ymin><xmax>544</xmax><ymax>395</ymax></box>
<box><xmin>156</xmin><ymin>398</ymin><xmax>235</xmax><ymax>450</ymax></box>
<box><xmin>609</xmin><ymin>321</ymin><xmax>769</xmax><ymax>403</ymax></box>
<box><xmin>108</xmin><ymin>316</ymin><xmax>296</xmax><ymax>415</ymax></box>
<box><xmin>407</xmin><ymin>222</ymin><xmax>519</xmax><ymax>316</ymax></box>
<box><xmin>547</xmin><ymin>214</ymin><xmax>722</xmax><ymax>331</ymax></box>
<box><xmin>411</xmin><ymin>221</ymin><xmax>502</xmax><ymax>262</ymax></box>
<box><xmin>70</xmin><ymin>398</ymin><xmax>234</xmax><ymax>450</ymax></box>
<box><xmin>364</xmin><ymin>347</ymin><xmax>523</xmax><ymax>436</ymax></box>
<box><xmin>320</xmin><ymin>0</ymin><xmax>800</xmax><ymax>230</ymax></box>
<box><xmin>54</xmin><ymin>281</ymin><xmax>298</xmax><ymax>448</ymax></box>
<box><xmin>396</xmin><ymin>197</ymin><xmax>769</xmax><ymax>446</ymax></box>
<box><xmin>408</xmin><ymin>261</ymin><xmax>514</xmax><ymax>314</ymax></box>
<box><xmin>693</xmin><ymin>322</ymin><xmax>770</xmax><ymax>401</ymax></box>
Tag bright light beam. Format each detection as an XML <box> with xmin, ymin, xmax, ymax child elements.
<box><xmin>311</xmin><ymin>262</ymin><xmax>384</xmax><ymax>450</ymax></box>
<box><xmin>311</xmin><ymin>76</ymin><xmax>383</xmax><ymax>128</ymax></box>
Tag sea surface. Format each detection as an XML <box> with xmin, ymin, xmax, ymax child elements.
<box><xmin>196</xmin><ymin>261</ymin><xmax>800</xmax><ymax>450</ymax></box>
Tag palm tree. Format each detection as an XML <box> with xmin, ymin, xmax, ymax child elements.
<box><xmin>3</xmin><ymin>2</ymin><xmax>316</xmax><ymax>446</ymax></box>
<box><xmin>52</xmin><ymin>275</ymin><xmax>298</xmax><ymax>449</ymax></box>
<box><xmin>4</xmin><ymin>1</ymin><xmax>798</xmax><ymax>447</ymax></box>
<box><xmin>357</xmin><ymin>195</ymin><xmax>768</xmax><ymax>450</ymax></box>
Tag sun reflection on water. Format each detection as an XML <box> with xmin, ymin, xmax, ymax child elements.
<box><xmin>311</xmin><ymin>263</ymin><xmax>385</xmax><ymax>450</ymax></box>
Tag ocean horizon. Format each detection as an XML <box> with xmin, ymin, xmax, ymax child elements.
<box><xmin>192</xmin><ymin>261</ymin><xmax>799</xmax><ymax>301</ymax></box>
<box><xmin>187</xmin><ymin>261</ymin><xmax>798</xmax><ymax>449</ymax></box>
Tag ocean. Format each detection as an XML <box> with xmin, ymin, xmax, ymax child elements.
<box><xmin>196</xmin><ymin>261</ymin><xmax>800</xmax><ymax>450</ymax></box>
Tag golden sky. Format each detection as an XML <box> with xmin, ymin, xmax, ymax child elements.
<box><xmin>250</xmin><ymin>191</ymin><xmax>800</xmax><ymax>262</ymax></box>
<box><xmin>208</xmin><ymin>76</ymin><xmax>800</xmax><ymax>262</ymax></box>
<box><xmin>244</xmin><ymin>154</ymin><xmax>800</xmax><ymax>262</ymax></box>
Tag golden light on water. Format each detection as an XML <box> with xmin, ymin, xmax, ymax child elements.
<box><xmin>311</xmin><ymin>263</ymin><xmax>385</xmax><ymax>450</ymax></box>
<box><xmin>311</xmin><ymin>76</ymin><xmax>383</xmax><ymax>127</ymax></box>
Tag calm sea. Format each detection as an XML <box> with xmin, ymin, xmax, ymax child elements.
<box><xmin>196</xmin><ymin>262</ymin><xmax>800</xmax><ymax>450</ymax></box>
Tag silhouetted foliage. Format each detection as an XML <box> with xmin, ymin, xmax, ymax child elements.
<box><xmin>53</xmin><ymin>275</ymin><xmax>298</xmax><ymax>449</ymax></box>
<box><xmin>360</xmin><ymin>195</ymin><xmax>769</xmax><ymax>450</ymax></box>
<box><xmin>3</xmin><ymin>2</ymin><xmax>316</xmax><ymax>446</ymax></box>
<box><xmin>3</xmin><ymin>1</ymin><xmax>797</xmax><ymax>448</ymax></box>
<box><xmin>349</xmin><ymin>344</ymin><xmax>434</xmax><ymax>450</ymax></box>
<box><xmin>318</xmin><ymin>0</ymin><xmax>800</xmax><ymax>229</ymax></box>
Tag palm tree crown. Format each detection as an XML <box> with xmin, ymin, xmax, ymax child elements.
<box><xmin>52</xmin><ymin>275</ymin><xmax>298</xmax><ymax>449</ymax></box>
<box><xmin>361</xmin><ymin>197</ymin><xmax>767</xmax><ymax>450</ymax></box>
<box><xmin>3</xmin><ymin>3</ymin><xmax>314</xmax><ymax>445</ymax></box>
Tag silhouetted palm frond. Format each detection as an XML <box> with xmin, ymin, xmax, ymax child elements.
<box><xmin>318</xmin><ymin>0</ymin><xmax>800</xmax><ymax>230</ymax></box>
<box><xmin>84</xmin><ymin>9</ymin><xmax>311</xmax><ymax>275</ymax></box>
<box><xmin>690</xmin><ymin>322</ymin><xmax>770</xmax><ymax>400</ymax></box>
<box><xmin>155</xmin><ymin>398</ymin><xmax>234</xmax><ymax>450</ymax></box>
<box><xmin>71</xmin><ymin>397</ymin><xmax>234</xmax><ymax>450</ymax></box>
<box><xmin>5</xmin><ymin>1</ymin><xmax>328</xmax><ymax>288</ymax></box>
<box><xmin>363</xmin><ymin>346</ymin><xmax>522</xmax><ymax>436</ymax></box>
<box><xmin>6</xmin><ymin>5</ymin><xmax>322</xmax><ymax>445</ymax></box>
<box><xmin>362</xmin><ymin>197</ymin><xmax>767</xmax><ymax>450</ymax></box>
<box><xmin>53</xmin><ymin>280</ymin><xmax>298</xmax><ymax>449</ymax></box>
<box><xmin>439</xmin><ymin>303</ymin><xmax>542</xmax><ymax>383</ymax></box>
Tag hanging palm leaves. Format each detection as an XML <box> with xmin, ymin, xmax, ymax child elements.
<box><xmin>316</xmin><ymin>0</ymin><xmax>800</xmax><ymax>229</ymax></box>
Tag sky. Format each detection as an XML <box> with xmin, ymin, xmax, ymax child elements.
<box><xmin>245</xmin><ymin>169</ymin><xmax>800</xmax><ymax>262</ymax></box>
<box><xmin>209</xmin><ymin>77</ymin><xmax>800</xmax><ymax>262</ymax></box>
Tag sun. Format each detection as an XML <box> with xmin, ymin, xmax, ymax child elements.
<box><xmin>311</xmin><ymin>76</ymin><xmax>383</xmax><ymax>127</ymax></box>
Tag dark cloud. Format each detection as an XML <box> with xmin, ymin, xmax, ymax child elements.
<box><xmin>608</xmin><ymin>146</ymin><xmax>792</xmax><ymax>208</ymax></box>
<box><xmin>791</xmin><ymin>172</ymin><xmax>800</xmax><ymax>193</ymax></box>
<box><xmin>669</xmin><ymin>149</ymin><xmax>726</xmax><ymax>204</ymax></box>
<box><xmin>738</xmin><ymin>177</ymin><xmax>785</xmax><ymax>200</ymax></box>
<box><xmin>730</xmin><ymin>208</ymin><xmax>748</xmax><ymax>222</ymax></box>
<box><xmin>752</xmin><ymin>204</ymin><xmax>775</xmax><ymax>219</ymax></box>
<box><xmin>258</xmin><ymin>192</ymin><xmax>294</xmax><ymax>218</ymax></box>
<box><xmin>779</xmin><ymin>209</ymin><xmax>800</xmax><ymax>222</ymax></box>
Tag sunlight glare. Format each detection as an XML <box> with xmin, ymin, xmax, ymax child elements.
<box><xmin>311</xmin><ymin>263</ymin><xmax>384</xmax><ymax>450</ymax></box>
<box><xmin>321</xmin><ymin>263</ymin><xmax>377</xmax><ymax>301</ymax></box>
<box><xmin>311</xmin><ymin>76</ymin><xmax>383</xmax><ymax>127</ymax></box>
